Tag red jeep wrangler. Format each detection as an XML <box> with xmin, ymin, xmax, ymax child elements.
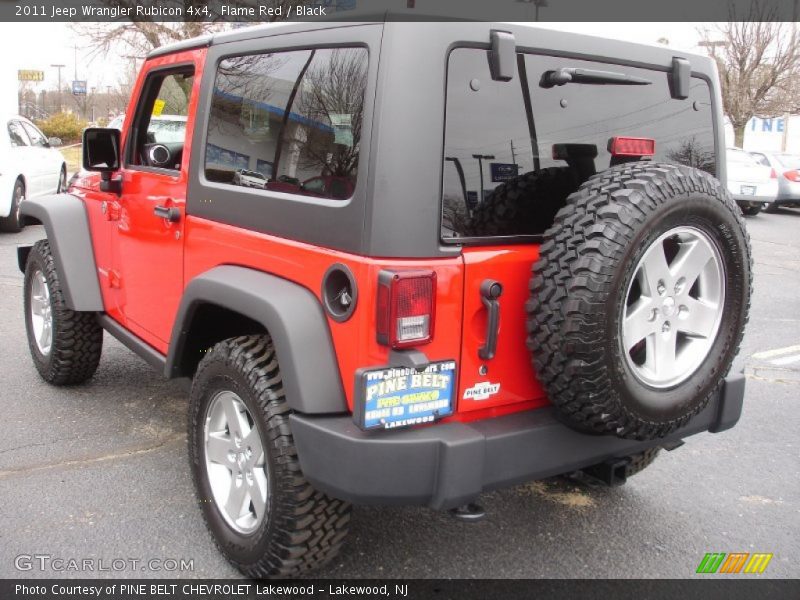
<box><xmin>17</xmin><ymin>22</ymin><xmax>750</xmax><ymax>578</ymax></box>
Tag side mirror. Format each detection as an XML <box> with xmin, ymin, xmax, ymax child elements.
<box><xmin>48</xmin><ymin>137</ymin><xmax>62</xmax><ymax>147</ymax></box>
<box><xmin>82</xmin><ymin>128</ymin><xmax>121</xmax><ymax>172</ymax></box>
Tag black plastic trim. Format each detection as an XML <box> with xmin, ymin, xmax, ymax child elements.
<box><xmin>291</xmin><ymin>373</ymin><xmax>745</xmax><ymax>509</ymax></box>
<box><xmin>166</xmin><ymin>266</ymin><xmax>347</xmax><ymax>414</ymax></box>
<box><xmin>18</xmin><ymin>195</ymin><xmax>103</xmax><ymax>312</ymax></box>
<box><xmin>670</xmin><ymin>56</ymin><xmax>691</xmax><ymax>100</ymax></box>
<box><xmin>16</xmin><ymin>245</ymin><xmax>32</xmax><ymax>273</ymax></box>
<box><xmin>321</xmin><ymin>263</ymin><xmax>358</xmax><ymax>323</ymax></box>
<box><xmin>97</xmin><ymin>314</ymin><xmax>167</xmax><ymax>371</ymax></box>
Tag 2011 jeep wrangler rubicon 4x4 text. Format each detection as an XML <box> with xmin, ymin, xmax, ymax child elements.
<box><xmin>17</xmin><ymin>22</ymin><xmax>750</xmax><ymax>578</ymax></box>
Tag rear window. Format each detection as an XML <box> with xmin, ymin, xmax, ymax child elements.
<box><xmin>442</xmin><ymin>49</ymin><xmax>717</xmax><ymax>240</ymax></box>
<box><xmin>776</xmin><ymin>154</ymin><xmax>800</xmax><ymax>169</ymax></box>
<box><xmin>204</xmin><ymin>47</ymin><xmax>367</xmax><ymax>201</ymax></box>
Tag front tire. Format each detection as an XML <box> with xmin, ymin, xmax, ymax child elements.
<box><xmin>0</xmin><ymin>178</ymin><xmax>25</xmax><ymax>233</ymax></box>
<box><xmin>24</xmin><ymin>240</ymin><xmax>103</xmax><ymax>384</ymax></box>
<box><xmin>57</xmin><ymin>165</ymin><xmax>67</xmax><ymax>193</ymax></box>
<box><xmin>528</xmin><ymin>163</ymin><xmax>751</xmax><ymax>440</ymax></box>
<box><xmin>189</xmin><ymin>335</ymin><xmax>351</xmax><ymax>578</ymax></box>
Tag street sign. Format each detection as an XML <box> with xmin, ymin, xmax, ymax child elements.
<box><xmin>18</xmin><ymin>70</ymin><xmax>44</xmax><ymax>82</ymax></box>
<box><xmin>490</xmin><ymin>162</ymin><xmax>519</xmax><ymax>182</ymax></box>
<box><xmin>72</xmin><ymin>80</ymin><xmax>87</xmax><ymax>96</ymax></box>
<box><xmin>466</xmin><ymin>190</ymin><xmax>478</xmax><ymax>210</ymax></box>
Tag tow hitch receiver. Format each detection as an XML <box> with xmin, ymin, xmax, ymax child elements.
<box><xmin>580</xmin><ymin>458</ymin><xmax>630</xmax><ymax>487</ymax></box>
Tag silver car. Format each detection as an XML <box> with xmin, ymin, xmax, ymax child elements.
<box><xmin>726</xmin><ymin>147</ymin><xmax>778</xmax><ymax>216</ymax></box>
<box><xmin>749</xmin><ymin>150</ymin><xmax>800</xmax><ymax>212</ymax></box>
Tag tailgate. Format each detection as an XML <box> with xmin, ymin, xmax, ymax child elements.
<box><xmin>457</xmin><ymin>245</ymin><xmax>550</xmax><ymax>413</ymax></box>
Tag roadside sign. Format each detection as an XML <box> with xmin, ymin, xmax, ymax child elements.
<box><xmin>490</xmin><ymin>162</ymin><xmax>519</xmax><ymax>182</ymax></box>
<box><xmin>152</xmin><ymin>98</ymin><xmax>166</xmax><ymax>116</ymax></box>
<box><xmin>466</xmin><ymin>190</ymin><xmax>478</xmax><ymax>210</ymax></box>
<box><xmin>18</xmin><ymin>70</ymin><xmax>44</xmax><ymax>82</ymax></box>
<box><xmin>72</xmin><ymin>80</ymin><xmax>87</xmax><ymax>95</ymax></box>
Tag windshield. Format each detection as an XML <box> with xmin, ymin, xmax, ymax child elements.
<box><xmin>727</xmin><ymin>150</ymin><xmax>759</xmax><ymax>166</ymax></box>
<box><xmin>149</xmin><ymin>117</ymin><xmax>187</xmax><ymax>144</ymax></box>
<box><xmin>775</xmin><ymin>154</ymin><xmax>800</xmax><ymax>169</ymax></box>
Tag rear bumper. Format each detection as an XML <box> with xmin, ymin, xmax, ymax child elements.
<box><xmin>291</xmin><ymin>374</ymin><xmax>745</xmax><ymax>509</ymax></box>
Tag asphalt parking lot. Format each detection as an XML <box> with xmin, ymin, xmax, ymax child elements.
<box><xmin>0</xmin><ymin>209</ymin><xmax>798</xmax><ymax>580</ymax></box>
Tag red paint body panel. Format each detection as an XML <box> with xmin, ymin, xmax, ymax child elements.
<box><xmin>74</xmin><ymin>49</ymin><xmax>206</xmax><ymax>355</ymax></box>
<box><xmin>458</xmin><ymin>246</ymin><xmax>549</xmax><ymax>413</ymax></box>
<box><xmin>182</xmin><ymin>217</ymin><xmax>465</xmax><ymax>412</ymax></box>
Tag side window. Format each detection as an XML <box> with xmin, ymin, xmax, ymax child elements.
<box><xmin>21</xmin><ymin>122</ymin><xmax>47</xmax><ymax>147</ymax></box>
<box><xmin>127</xmin><ymin>69</ymin><xmax>194</xmax><ymax>171</ymax></box>
<box><xmin>205</xmin><ymin>47</ymin><xmax>368</xmax><ymax>200</ymax></box>
<box><xmin>8</xmin><ymin>121</ymin><xmax>30</xmax><ymax>147</ymax></box>
<box><xmin>442</xmin><ymin>49</ymin><xmax>716</xmax><ymax>240</ymax></box>
<box><xmin>750</xmin><ymin>152</ymin><xmax>769</xmax><ymax>167</ymax></box>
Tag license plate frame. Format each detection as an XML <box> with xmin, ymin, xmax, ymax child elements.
<box><xmin>740</xmin><ymin>185</ymin><xmax>756</xmax><ymax>196</ymax></box>
<box><xmin>354</xmin><ymin>361</ymin><xmax>457</xmax><ymax>431</ymax></box>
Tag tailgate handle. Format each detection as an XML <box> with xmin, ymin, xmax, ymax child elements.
<box><xmin>479</xmin><ymin>279</ymin><xmax>503</xmax><ymax>360</ymax></box>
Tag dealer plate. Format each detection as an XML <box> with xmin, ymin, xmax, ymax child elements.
<box><xmin>740</xmin><ymin>185</ymin><xmax>756</xmax><ymax>195</ymax></box>
<box><xmin>354</xmin><ymin>361</ymin><xmax>456</xmax><ymax>430</ymax></box>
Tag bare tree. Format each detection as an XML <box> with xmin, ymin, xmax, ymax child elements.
<box><xmin>699</xmin><ymin>0</ymin><xmax>800</xmax><ymax>147</ymax></box>
<box><xmin>294</xmin><ymin>48</ymin><xmax>368</xmax><ymax>177</ymax></box>
<box><xmin>72</xmin><ymin>0</ymin><xmax>295</xmax><ymax>58</ymax></box>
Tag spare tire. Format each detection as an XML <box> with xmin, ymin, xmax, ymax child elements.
<box><xmin>465</xmin><ymin>167</ymin><xmax>579</xmax><ymax>237</ymax></box>
<box><xmin>527</xmin><ymin>162</ymin><xmax>751</xmax><ymax>440</ymax></box>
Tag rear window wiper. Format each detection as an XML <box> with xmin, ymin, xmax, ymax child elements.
<box><xmin>540</xmin><ymin>68</ymin><xmax>652</xmax><ymax>88</ymax></box>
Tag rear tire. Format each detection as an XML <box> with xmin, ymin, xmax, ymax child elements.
<box><xmin>23</xmin><ymin>240</ymin><xmax>103</xmax><ymax>384</ymax></box>
<box><xmin>740</xmin><ymin>204</ymin><xmax>761</xmax><ymax>216</ymax></box>
<box><xmin>189</xmin><ymin>335</ymin><xmax>351</xmax><ymax>578</ymax></box>
<box><xmin>0</xmin><ymin>178</ymin><xmax>25</xmax><ymax>233</ymax></box>
<box><xmin>527</xmin><ymin>162</ymin><xmax>751</xmax><ymax>440</ymax></box>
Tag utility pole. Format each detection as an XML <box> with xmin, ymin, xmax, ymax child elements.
<box><xmin>51</xmin><ymin>64</ymin><xmax>65</xmax><ymax>113</ymax></box>
<box><xmin>472</xmin><ymin>154</ymin><xmax>495</xmax><ymax>205</ymax></box>
<box><xmin>510</xmin><ymin>140</ymin><xmax>517</xmax><ymax>165</ymax></box>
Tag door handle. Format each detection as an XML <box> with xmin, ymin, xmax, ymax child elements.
<box><xmin>478</xmin><ymin>279</ymin><xmax>503</xmax><ymax>360</ymax></box>
<box><xmin>154</xmin><ymin>205</ymin><xmax>181</xmax><ymax>222</ymax></box>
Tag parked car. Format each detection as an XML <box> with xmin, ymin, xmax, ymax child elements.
<box><xmin>0</xmin><ymin>116</ymin><xmax>67</xmax><ymax>232</ymax></box>
<box><xmin>725</xmin><ymin>147</ymin><xmax>778</xmax><ymax>215</ymax></box>
<box><xmin>265</xmin><ymin>174</ymin><xmax>355</xmax><ymax>199</ymax></box>
<box><xmin>17</xmin><ymin>22</ymin><xmax>750</xmax><ymax>579</ymax></box>
<box><xmin>748</xmin><ymin>150</ymin><xmax>800</xmax><ymax>212</ymax></box>
<box><xmin>232</xmin><ymin>168</ymin><xmax>268</xmax><ymax>189</ymax></box>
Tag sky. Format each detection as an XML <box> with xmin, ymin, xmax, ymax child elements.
<box><xmin>0</xmin><ymin>21</ymin><xmax>721</xmax><ymax>95</ymax></box>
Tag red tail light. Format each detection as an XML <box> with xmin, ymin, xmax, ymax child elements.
<box><xmin>770</xmin><ymin>168</ymin><xmax>778</xmax><ymax>179</ymax></box>
<box><xmin>608</xmin><ymin>136</ymin><xmax>656</xmax><ymax>157</ymax></box>
<box><xmin>784</xmin><ymin>170</ymin><xmax>800</xmax><ymax>182</ymax></box>
<box><xmin>377</xmin><ymin>270</ymin><xmax>436</xmax><ymax>349</ymax></box>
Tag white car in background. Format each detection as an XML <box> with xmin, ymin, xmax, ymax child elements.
<box><xmin>232</xmin><ymin>168</ymin><xmax>268</xmax><ymax>189</ymax></box>
<box><xmin>726</xmin><ymin>147</ymin><xmax>778</xmax><ymax>216</ymax></box>
<box><xmin>748</xmin><ymin>150</ymin><xmax>800</xmax><ymax>213</ymax></box>
<box><xmin>0</xmin><ymin>116</ymin><xmax>67</xmax><ymax>232</ymax></box>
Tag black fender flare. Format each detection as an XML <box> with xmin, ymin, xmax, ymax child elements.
<box><xmin>18</xmin><ymin>195</ymin><xmax>104</xmax><ymax>312</ymax></box>
<box><xmin>166</xmin><ymin>266</ymin><xmax>347</xmax><ymax>414</ymax></box>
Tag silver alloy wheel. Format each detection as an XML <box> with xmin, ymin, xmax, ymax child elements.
<box><xmin>622</xmin><ymin>226</ymin><xmax>725</xmax><ymax>389</ymax></box>
<box><xmin>29</xmin><ymin>269</ymin><xmax>53</xmax><ymax>355</ymax></box>
<box><xmin>204</xmin><ymin>390</ymin><xmax>269</xmax><ymax>534</ymax></box>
